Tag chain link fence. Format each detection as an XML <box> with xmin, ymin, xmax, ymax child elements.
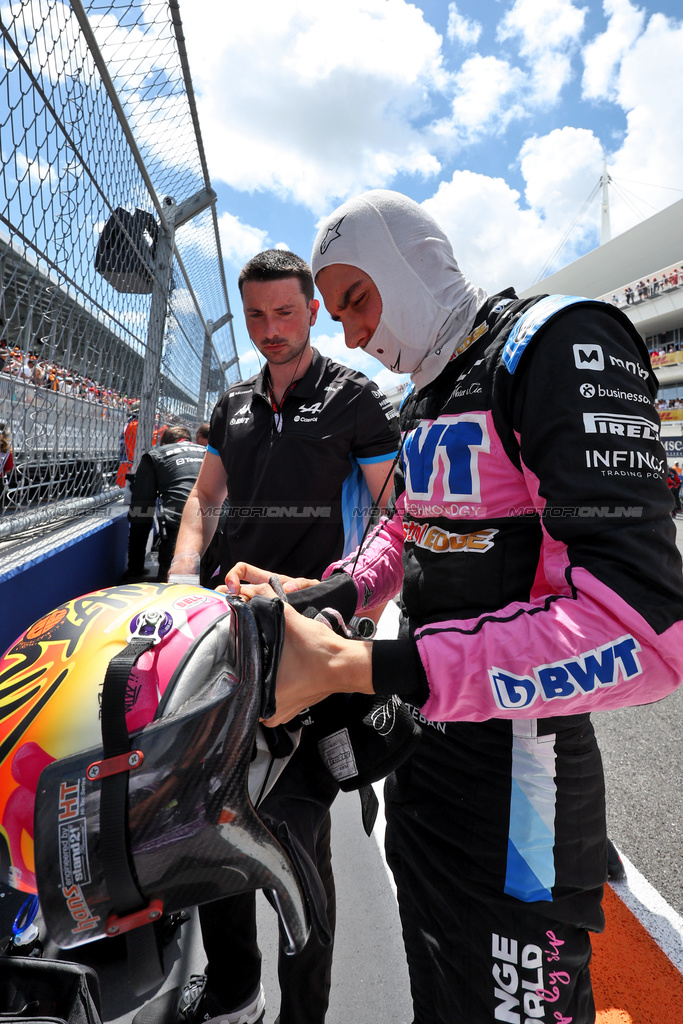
<box><xmin>0</xmin><ymin>0</ymin><xmax>239</xmax><ymax>539</ymax></box>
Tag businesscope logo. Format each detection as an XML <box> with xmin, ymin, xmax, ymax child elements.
<box><xmin>489</xmin><ymin>635</ymin><xmax>642</xmax><ymax>711</ymax></box>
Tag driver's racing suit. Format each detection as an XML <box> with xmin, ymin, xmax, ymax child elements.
<box><xmin>323</xmin><ymin>291</ymin><xmax>683</xmax><ymax>1023</ymax></box>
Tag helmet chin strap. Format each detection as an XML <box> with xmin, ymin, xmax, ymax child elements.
<box><xmin>98</xmin><ymin>636</ymin><xmax>164</xmax><ymax>995</ymax></box>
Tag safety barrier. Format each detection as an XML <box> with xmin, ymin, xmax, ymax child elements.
<box><xmin>0</xmin><ymin>0</ymin><xmax>240</xmax><ymax>541</ymax></box>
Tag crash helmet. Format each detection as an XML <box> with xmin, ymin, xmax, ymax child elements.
<box><xmin>0</xmin><ymin>582</ymin><xmax>231</xmax><ymax>894</ymax></box>
<box><xmin>0</xmin><ymin>582</ymin><xmax>308</xmax><ymax>964</ymax></box>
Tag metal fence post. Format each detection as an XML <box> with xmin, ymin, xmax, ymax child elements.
<box><xmin>196</xmin><ymin>310</ymin><xmax>233</xmax><ymax>419</ymax></box>
<box><xmin>134</xmin><ymin>197</ymin><xmax>177</xmax><ymax>466</ymax></box>
<box><xmin>197</xmin><ymin>320</ymin><xmax>213</xmax><ymax>422</ymax></box>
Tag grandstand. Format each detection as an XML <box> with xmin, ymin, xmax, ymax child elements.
<box><xmin>519</xmin><ymin>196</ymin><xmax>683</xmax><ymax>461</ymax></box>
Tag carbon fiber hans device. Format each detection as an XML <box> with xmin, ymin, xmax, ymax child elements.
<box><xmin>34</xmin><ymin>596</ymin><xmax>308</xmax><ymax>958</ymax></box>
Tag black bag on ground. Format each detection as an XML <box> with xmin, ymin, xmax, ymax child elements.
<box><xmin>0</xmin><ymin>956</ymin><xmax>102</xmax><ymax>1024</ymax></box>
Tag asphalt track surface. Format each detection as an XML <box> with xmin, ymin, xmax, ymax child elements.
<box><xmin>8</xmin><ymin>522</ymin><xmax>683</xmax><ymax>1023</ymax></box>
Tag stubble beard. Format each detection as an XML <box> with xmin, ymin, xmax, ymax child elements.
<box><xmin>263</xmin><ymin>330</ymin><xmax>311</xmax><ymax>368</ymax></box>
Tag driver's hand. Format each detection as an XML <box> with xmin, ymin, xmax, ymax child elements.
<box><xmin>221</xmin><ymin>561</ymin><xmax>319</xmax><ymax>597</ymax></box>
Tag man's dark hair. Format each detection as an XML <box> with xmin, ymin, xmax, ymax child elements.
<box><xmin>195</xmin><ymin>422</ymin><xmax>210</xmax><ymax>442</ymax></box>
<box><xmin>160</xmin><ymin>424</ymin><xmax>192</xmax><ymax>445</ymax></box>
<box><xmin>238</xmin><ymin>250</ymin><xmax>314</xmax><ymax>303</ymax></box>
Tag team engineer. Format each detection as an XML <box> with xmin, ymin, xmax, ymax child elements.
<box><xmin>171</xmin><ymin>249</ymin><xmax>400</xmax><ymax>1024</ymax></box>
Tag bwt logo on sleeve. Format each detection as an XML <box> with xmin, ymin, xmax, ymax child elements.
<box><xmin>573</xmin><ymin>344</ymin><xmax>604</xmax><ymax>370</ymax></box>
<box><xmin>489</xmin><ymin>635</ymin><xmax>642</xmax><ymax>710</ymax></box>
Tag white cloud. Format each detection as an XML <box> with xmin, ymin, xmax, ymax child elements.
<box><xmin>520</xmin><ymin>127</ymin><xmax>603</xmax><ymax>224</ymax></box>
<box><xmin>582</xmin><ymin>0</ymin><xmax>645</xmax><ymax>101</ymax></box>
<box><xmin>604</xmin><ymin>10</ymin><xmax>683</xmax><ymax>235</ymax></box>
<box><xmin>439</xmin><ymin>55</ymin><xmax>527</xmax><ymax>141</ymax></box>
<box><xmin>498</xmin><ymin>0</ymin><xmax>587</xmax><ymax>54</ymax></box>
<box><xmin>237</xmin><ymin>345</ymin><xmax>262</xmax><ymax>375</ymax></box>
<box><xmin>3</xmin><ymin>0</ymin><xmax>94</xmax><ymax>85</ymax></box>
<box><xmin>421</xmin><ymin>140</ymin><xmax>607</xmax><ymax>296</ymax></box>
<box><xmin>181</xmin><ymin>0</ymin><xmax>445</xmax><ymax>212</ymax></box>
<box><xmin>182</xmin><ymin>0</ymin><xmax>683</xmax><ymax>319</ymax></box>
<box><xmin>217</xmin><ymin>212</ymin><xmax>269</xmax><ymax>266</ymax></box>
<box><xmin>312</xmin><ymin>328</ymin><xmax>375</xmax><ymax>375</ymax></box>
<box><xmin>446</xmin><ymin>3</ymin><xmax>482</xmax><ymax>46</ymax></box>
<box><xmin>436</xmin><ymin>0</ymin><xmax>586</xmax><ymax>144</ymax></box>
<box><xmin>497</xmin><ymin>0</ymin><xmax>587</xmax><ymax>105</ymax></box>
<box><xmin>310</xmin><ymin>328</ymin><xmax>406</xmax><ymax>389</ymax></box>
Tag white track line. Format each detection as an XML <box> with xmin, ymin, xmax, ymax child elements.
<box><xmin>609</xmin><ymin>847</ymin><xmax>683</xmax><ymax>973</ymax></box>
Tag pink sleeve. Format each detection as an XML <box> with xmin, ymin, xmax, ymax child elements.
<box><xmin>416</xmin><ymin>551</ymin><xmax>683</xmax><ymax>723</ymax></box>
<box><xmin>323</xmin><ymin>493</ymin><xmax>407</xmax><ymax>612</ymax></box>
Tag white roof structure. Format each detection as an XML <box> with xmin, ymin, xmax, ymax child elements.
<box><xmin>520</xmin><ymin>198</ymin><xmax>683</xmax><ymax>301</ymax></box>
<box><xmin>520</xmin><ymin>197</ymin><xmax>683</xmax><ymax>446</ymax></box>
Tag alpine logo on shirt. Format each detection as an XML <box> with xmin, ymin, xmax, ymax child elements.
<box><xmin>489</xmin><ymin>635</ymin><xmax>642</xmax><ymax>711</ymax></box>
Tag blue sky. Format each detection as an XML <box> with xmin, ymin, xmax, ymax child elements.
<box><xmin>180</xmin><ymin>0</ymin><xmax>683</xmax><ymax>392</ymax></box>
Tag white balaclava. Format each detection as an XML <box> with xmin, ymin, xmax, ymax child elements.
<box><xmin>311</xmin><ymin>190</ymin><xmax>487</xmax><ymax>390</ymax></box>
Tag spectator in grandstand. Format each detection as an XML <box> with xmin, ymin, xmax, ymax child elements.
<box><xmin>0</xmin><ymin>340</ymin><xmax>9</xmax><ymax>372</ymax></box>
<box><xmin>4</xmin><ymin>346</ymin><xmax>21</xmax><ymax>374</ymax></box>
<box><xmin>125</xmin><ymin>423</ymin><xmax>206</xmax><ymax>582</ymax></box>
<box><xmin>228</xmin><ymin>189</ymin><xmax>683</xmax><ymax>1024</ymax></box>
<box><xmin>0</xmin><ymin>422</ymin><xmax>15</xmax><ymax>513</ymax></box>
<box><xmin>0</xmin><ymin>423</ymin><xmax>13</xmax><ymax>477</ymax></box>
<box><xmin>667</xmin><ymin>464</ymin><xmax>680</xmax><ymax>516</ymax></box>
<box><xmin>195</xmin><ymin>421</ymin><xmax>210</xmax><ymax>446</ymax></box>
<box><xmin>171</xmin><ymin>248</ymin><xmax>399</xmax><ymax>1024</ymax></box>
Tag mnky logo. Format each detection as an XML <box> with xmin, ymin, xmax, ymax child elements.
<box><xmin>573</xmin><ymin>344</ymin><xmax>604</xmax><ymax>370</ymax></box>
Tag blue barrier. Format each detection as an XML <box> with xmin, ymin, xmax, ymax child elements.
<box><xmin>0</xmin><ymin>509</ymin><xmax>129</xmax><ymax>654</ymax></box>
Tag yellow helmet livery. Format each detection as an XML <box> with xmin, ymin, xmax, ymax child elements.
<box><xmin>0</xmin><ymin>582</ymin><xmax>310</xmax><ymax>990</ymax></box>
<box><xmin>0</xmin><ymin>582</ymin><xmax>230</xmax><ymax>894</ymax></box>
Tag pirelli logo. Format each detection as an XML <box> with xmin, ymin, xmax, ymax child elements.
<box><xmin>582</xmin><ymin>412</ymin><xmax>659</xmax><ymax>440</ymax></box>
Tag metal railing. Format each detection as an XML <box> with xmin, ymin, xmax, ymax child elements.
<box><xmin>596</xmin><ymin>260</ymin><xmax>683</xmax><ymax>310</ymax></box>
<box><xmin>0</xmin><ymin>0</ymin><xmax>239</xmax><ymax>537</ymax></box>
